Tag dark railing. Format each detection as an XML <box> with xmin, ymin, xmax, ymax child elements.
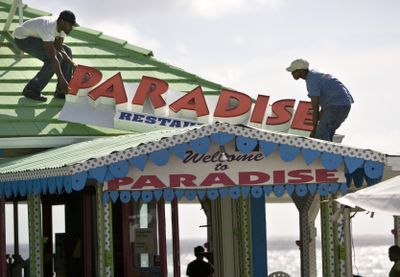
<box><xmin>6</xmin><ymin>254</ymin><xmax>29</xmax><ymax>277</ymax></box>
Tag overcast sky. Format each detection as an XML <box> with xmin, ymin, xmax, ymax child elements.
<box><xmin>14</xmin><ymin>0</ymin><xmax>398</xmax><ymax>241</ymax></box>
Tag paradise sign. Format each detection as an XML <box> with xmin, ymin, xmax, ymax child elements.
<box><xmin>104</xmin><ymin>145</ymin><xmax>345</xmax><ymax>192</ymax></box>
<box><xmin>60</xmin><ymin>65</ymin><xmax>314</xmax><ymax>134</ymax></box>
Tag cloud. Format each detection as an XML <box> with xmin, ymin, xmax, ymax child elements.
<box><xmin>91</xmin><ymin>20</ymin><xmax>161</xmax><ymax>52</ymax></box>
<box><xmin>178</xmin><ymin>0</ymin><xmax>286</xmax><ymax>19</ymax></box>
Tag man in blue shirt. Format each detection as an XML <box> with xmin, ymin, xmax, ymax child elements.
<box><xmin>286</xmin><ymin>59</ymin><xmax>354</xmax><ymax>141</ymax></box>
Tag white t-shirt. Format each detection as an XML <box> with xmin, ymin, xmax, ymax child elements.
<box><xmin>13</xmin><ymin>16</ymin><xmax>66</xmax><ymax>41</ymax></box>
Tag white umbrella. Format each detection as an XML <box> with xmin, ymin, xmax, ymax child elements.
<box><xmin>336</xmin><ymin>175</ymin><xmax>400</xmax><ymax>215</ymax></box>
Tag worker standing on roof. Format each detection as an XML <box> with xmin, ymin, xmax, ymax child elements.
<box><xmin>286</xmin><ymin>59</ymin><xmax>354</xmax><ymax>142</ymax></box>
<box><xmin>13</xmin><ymin>10</ymin><xmax>79</xmax><ymax>102</ymax></box>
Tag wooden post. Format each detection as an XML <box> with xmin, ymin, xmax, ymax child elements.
<box><xmin>0</xmin><ymin>198</ymin><xmax>6</xmax><ymax>277</ymax></box>
<box><xmin>13</xmin><ymin>201</ymin><xmax>19</xmax><ymax>256</ymax></box>
<box><xmin>171</xmin><ymin>198</ymin><xmax>180</xmax><ymax>277</ymax></box>
<box><xmin>42</xmin><ymin>200</ymin><xmax>53</xmax><ymax>277</ymax></box>
<box><xmin>83</xmin><ymin>194</ymin><xmax>93</xmax><ymax>277</ymax></box>
<box><xmin>122</xmin><ymin>202</ymin><xmax>133</xmax><ymax>276</ymax></box>
<box><xmin>157</xmin><ymin>199</ymin><xmax>167</xmax><ymax>277</ymax></box>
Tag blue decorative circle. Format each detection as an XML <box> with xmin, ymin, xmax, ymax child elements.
<box><xmin>318</xmin><ymin>183</ymin><xmax>329</xmax><ymax>196</ymax></box>
<box><xmin>364</xmin><ymin>161</ymin><xmax>384</xmax><ymax>179</ymax></box>
<box><xmin>321</xmin><ymin>152</ymin><xmax>343</xmax><ymax>170</ymax></box>
<box><xmin>207</xmin><ymin>190</ymin><xmax>219</xmax><ymax>200</ymax></box>
<box><xmin>273</xmin><ymin>185</ymin><xmax>285</xmax><ymax>197</ymax></box>
<box><xmin>163</xmin><ymin>189</ymin><xmax>175</xmax><ymax>201</ymax></box>
<box><xmin>149</xmin><ymin>149</ymin><xmax>170</xmax><ymax>166</ymax></box>
<box><xmin>141</xmin><ymin>191</ymin><xmax>153</xmax><ymax>203</ymax></box>
<box><xmin>189</xmin><ymin>137</ymin><xmax>211</xmax><ymax>154</ymax></box>
<box><xmin>295</xmin><ymin>184</ymin><xmax>308</xmax><ymax>197</ymax></box>
<box><xmin>109</xmin><ymin>160</ymin><xmax>129</xmax><ymax>178</ymax></box>
<box><xmin>229</xmin><ymin>187</ymin><xmax>241</xmax><ymax>199</ymax></box>
<box><xmin>120</xmin><ymin>191</ymin><xmax>131</xmax><ymax>203</ymax></box>
<box><xmin>236</xmin><ymin>136</ymin><xmax>258</xmax><ymax>154</ymax></box>
<box><xmin>279</xmin><ymin>144</ymin><xmax>300</xmax><ymax>162</ymax></box>
<box><xmin>71</xmin><ymin>172</ymin><xmax>87</xmax><ymax>191</ymax></box>
<box><xmin>251</xmin><ymin>187</ymin><xmax>264</xmax><ymax>198</ymax></box>
<box><xmin>185</xmin><ymin>190</ymin><xmax>197</xmax><ymax>201</ymax></box>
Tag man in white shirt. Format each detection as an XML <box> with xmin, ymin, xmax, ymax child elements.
<box><xmin>13</xmin><ymin>10</ymin><xmax>79</xmax><ymax>101</ymax></box>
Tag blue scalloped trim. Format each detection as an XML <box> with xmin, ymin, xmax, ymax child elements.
<box><xmin>0</xmin><ymin>132</ymin><xmax>385</xmax><ymax>200</ymax></box>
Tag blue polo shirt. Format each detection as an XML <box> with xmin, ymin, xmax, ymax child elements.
<box><xmin>306</xmin><ymin>69</ymin><xmax>354</xmax><ymax>109</ymax></box>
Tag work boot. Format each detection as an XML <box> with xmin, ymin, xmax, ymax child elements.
<box><xmin>54</xmin><ymin>91</ymin><xmax>66</xmax><ymax>99</ymax></box>
<box><xmin>22</xmin><ymin>88</ymin><xmax>47</xmax><ymax>102</ymax></box>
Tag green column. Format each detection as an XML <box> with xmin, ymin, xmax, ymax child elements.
<box><xmin>321</xmin><ymin>197</ymin><xmax>349</xmax><ymax>277</ymax></box>
<box><xmin>336</xmin><ymin>205</ymin><xmax>347</xmax><ymax>276</ymax></box>
<box><xmin>28</xmin><ymin>195</ymin><xmax>43</xmax><ymax>277</ymax></box>
<box><xmin>320</xmin><ymin>196</ymin><xmax>335</xmax><ymax>277</ymax></box>
<box><xmin>237</xmin><ymin>197</ymin><xmax>252</xmax><ymax>277</ymax></box>
<box><xmin>96</xmin><ymin>184</ymin><xmax>114</xmax><ymax>277</ymax></box>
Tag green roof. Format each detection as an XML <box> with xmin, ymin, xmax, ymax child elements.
<box><xmin>0</xmin><ymin>125</ymin><xmax>199</xmax><ymax>175</ymax></box>
<box><xmin>0</xmin><ymin>0</ymin><xmax>225</xmax><ymax>139</ymax></box>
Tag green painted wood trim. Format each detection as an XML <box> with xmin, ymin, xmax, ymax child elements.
<box><xmin>321</xmin><ymin>198</ymin><xmax>335</xmax><ymax>277</ymax></box>
<box><xmin>238</xmin><ymin>197</ymin><xmax>252</xmax><ymax>277</ymax></box>
<box><xmin>96</xmin><ymin>184</ymin><xmax>106</xmax><ymax>276</ymax></box>
<box><xmin>104</xmin><ymin>198</ymin><xmax>114</xmax><ymax>277</ymax></box>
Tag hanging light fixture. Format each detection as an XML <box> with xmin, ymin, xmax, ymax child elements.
<box><xmin>219</xmin><ymin>145</ymin><xmax>228</xmax><ymax>162</ymax></box>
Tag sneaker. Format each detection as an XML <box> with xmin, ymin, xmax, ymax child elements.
<box><xmin>54</xmin><ymin>91</ymin><xmax>66</xmax><ymax>99</ymax></box>
<box><xmin>22</xmin><ymin>89</ymin><xmax>47</xmax><ymax>102</ymax></box>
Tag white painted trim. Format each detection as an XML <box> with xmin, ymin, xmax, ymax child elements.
<box><xmin>387</xmin><ymin>155</ymin><xmax>400</xmax><ymax>171</ymax></box>
<box><xmin>0</xmin><ymin>136</ymin><xmax>106</xmax><ymax>149</ymax></box>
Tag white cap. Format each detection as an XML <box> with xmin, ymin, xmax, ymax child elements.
<box><xmin>286</xmin><ymin>59</ymin><xmax>309</xmax><ymax>72</ymax></box>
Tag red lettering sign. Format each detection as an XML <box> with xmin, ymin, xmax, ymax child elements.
<box><xmin>68</xmin><ymin>66</ymin><xmax>314</xmax><ymax>134</ymax></box>
<box><xmin>315</xmin><ymin>169</ymin><xmax>339</xmax><ymax>183</ymax></box>
<box><xmin>290</xmin><ymin>101</ymin><xmax>313</xmax><ymax>131</ymax></box>
<box><xmin>249</xmin><ymin>95</ymin><xmax>270</xmax><ymax>124</ymax></box>
<box><xmin>132</xmin><ymin>76</ymin><xmax>169</xmax><ymax>110</ymax></box>
<box><xmin>69</xmin><ymin>64</ymin><xmax>103</xmax><ymax>95</ymax></box>
<box><xmin>132</xmin><ymin>175</ymin><xmax>166</xmax><ymax>189</ymax></box>
<box><xmin>169</xmin><ymin>86</ymin><xmax>209</xmax><ymax>117</ymax></box>
<box><xmin>170</xmin><ymin>174</ymin><xmax>197</xmax><ymax>188</ymax></box>
<box><xmin>238</xmin><ymin>171</ymin><xmax>270</xmax><ymax>185</ymax></box>
<box><xmin>266</xmin><ymin>99</ymin><xmax>295</xmax><ymax>125</ymax></box>
<box><xmin>87</xmin><ymin>73</ymin><xmax>128</xmax><ymax>105</ymax></box>
<box><xmin>287</xmin><ymin>169</ymin><xmax>314</xmax><ymax>183</ymax></box>
<box><xmin>213</xmin><ymin>89</ymin><xmax>252</xmax><ymax>122</ymax></box>
<box><xmin>199</xmin><ymin>173</ymin><xmax>235</xmax><ymax>187</ymax></box>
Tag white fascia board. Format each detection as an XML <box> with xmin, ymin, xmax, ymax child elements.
<box><xmin>387</xmin><ymin>155</ymin><xmax>400</xmax><ymax>171</ymax></box>
<box><xmin>0</xmin><ymin>136</ymin><xmax>105</xmax><ymax>149</ymax></box>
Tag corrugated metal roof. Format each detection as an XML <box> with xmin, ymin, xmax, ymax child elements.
<box><xmin>0</xmin><ymin>125</ymin><xmax>197</xmax><ymax>175</ymax></box>
<box><xmin>0</xmin><ymin>0</ymin><xmax>225</xmax><ymax>139</ymax></box>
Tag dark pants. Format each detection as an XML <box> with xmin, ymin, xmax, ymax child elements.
<box><xmin>315</xmin><ymin>105</ymin><xmax>351</xmax><ymax>141</ymax></box>
<box><xmin>14</xmin><ymin>37</ymin><xmax>73</xmax><ymax>94</ymax></box>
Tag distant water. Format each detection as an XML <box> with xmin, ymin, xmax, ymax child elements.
<box><xmin>7</xmin><ymin>235</ymin><xmax>394</xmax><ymax>277</ymax></box>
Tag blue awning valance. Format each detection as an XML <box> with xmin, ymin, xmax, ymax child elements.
<box><xmin>0</xmin><ymin>123</ymin><xmax>387</xmax><ymax>201</ymax></box>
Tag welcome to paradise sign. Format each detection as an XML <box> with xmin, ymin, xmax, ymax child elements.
<box><xmin>60</xmin><ymin>65</ymin><xmax>314</xmax><ymax>134</ymax></box>
<box><xmin>104</xmin><ymin>145</ymin><xmax>345</xmax><ymax>192</ymax></box>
